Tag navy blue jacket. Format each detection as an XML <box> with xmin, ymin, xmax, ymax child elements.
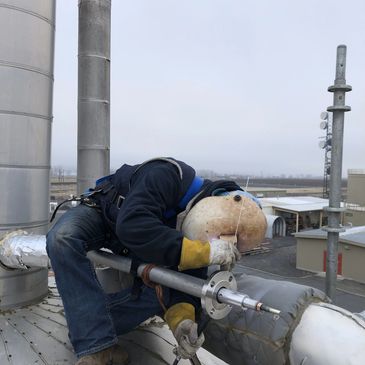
<box><xmin>95</xmin><ymin>158</ymin><xmax>241</xmax><ymax>310</ymax></box>
<box><xmin>99</xmin><ymin>159</ymin><xmax>195</xmax><ymax>265</ymax></box>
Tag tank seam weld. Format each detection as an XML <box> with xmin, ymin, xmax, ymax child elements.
<box><xmin>0</xmin><ymin>164</ymin><xmax>50</xmax><ymax>169</ymax></box>
<box><xmin>0</xmin><ymin>60</ymin><xmax>54</xmax><ymax>79</ymax></box>
<box><xmin>0</xmin><ymin>110</ymin><xmax>53</xmax><ymax>120</ymax></box>
<box><xmin>0</xmin><ymin>4</ymin><xmax>55</xmax><ymax>27</ymax></box>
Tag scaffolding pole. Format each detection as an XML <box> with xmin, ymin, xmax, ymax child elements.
<box><xmin>323</xmin><ymin>45</ymin><xmax>351</xmax><ymax>299</ymax></box>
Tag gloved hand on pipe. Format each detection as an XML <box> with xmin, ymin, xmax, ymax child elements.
<box><xmin>165</xmin><ymin>303</ymin><xmax>205</xmax><ymax>360</ymax></box>
<box><xmin>173</xmin><ymin>319</ymin><xmax>205</xmax><ymax>359</ymax></box>
<box><xmin>209</xmin><ymin>238</ymin><xmax>241</xmax><ymax>267</ymax></box>
<box><xmin>178</xmin><ymin>237</ymin><xmax>240</xmax><ymax>271</ymax></box>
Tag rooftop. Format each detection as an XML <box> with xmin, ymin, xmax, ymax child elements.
<box><xmin>235</xmin><ymin>236</ymin><xmax>365</xmax><ymax>312</ymax></box>
<box><xmin>260</xmin><ymin>196</ymin><xmax>330</xmax><ymax>212</ymax></box>
<box><xmin>295</xmin><ymin>226</ymin><xmax>365</xmax><ymax>247</ymax></box>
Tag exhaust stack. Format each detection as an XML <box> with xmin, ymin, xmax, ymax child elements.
<box><xmin>77</xmin><ymin>0</ymin><xmax>111</xmax><ymax>194</ymax></box>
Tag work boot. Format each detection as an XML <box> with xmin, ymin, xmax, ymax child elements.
<box><xmin>75</xmin><ymin>344</ymin><xmax>129</xmax><ymax>365</ymax></box>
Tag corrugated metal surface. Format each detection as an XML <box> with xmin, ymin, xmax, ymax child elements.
<box><xmin>0</xmin><ymin>278</ymin><xmax>227</xmax><ymax>364</ymax></box>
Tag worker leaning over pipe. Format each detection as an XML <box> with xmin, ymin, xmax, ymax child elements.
<box><xmin>46</xmin><ymin>157</ymin><xmax>266</xmax><ymax>365</ymax></box>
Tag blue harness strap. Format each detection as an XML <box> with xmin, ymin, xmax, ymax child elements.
<box><xmin>164</xmin><ymin>176</ymin><xmax>204</xmax><ymax>219</ymax></box>
<box><xmin>95</xmin><ymin>174</ymin><xmax>114</xmax><ymax>186</ymax></box>
<box><xmin>178</xmin><ymin>176</ymin><xmax>204</xmax><ymax>209</ymax></box>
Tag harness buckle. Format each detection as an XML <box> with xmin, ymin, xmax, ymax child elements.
<box><xmin>116</xmin><ymin>195</ymin><xmax>125</xmax><ymax>209</ymax></box>
<box><xmin>82</xmin><ymin>197</ymin><xmax>98</xmax><ymax>208</ymax></box>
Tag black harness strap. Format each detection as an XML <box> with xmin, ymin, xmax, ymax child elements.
<box><xmin>49</xmin><ymin>187</ymin><xmax>104</xmax><ymax>223</ymax></box>
<box><xmin>49</xmin><ymin>196</ymin><xmax>81</xmax><ymax>223</ymax></box>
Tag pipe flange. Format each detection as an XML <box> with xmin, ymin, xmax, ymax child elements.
<box><xmin>201</xmin><ymin>271</ymin><xmax>237</xmax><ymax>320</ymax></box>
<box><xmin>327</xmin><ymin>105</ymin><xmax>351</xmax><ymax>112</ymax></box>
<box><xmin>323</xmin><ymin>206</ymin><xmax>347</xmax><ymax>213</ymax></box>
<box><xmin>322</xmin><ymin>225</ymin><xmax>346</xmax><ymax>233</ymax></box>
<box><xmin>328</xmin><ymin>84</ymin><xmax>352</xmax><ymax>92</ymax></box>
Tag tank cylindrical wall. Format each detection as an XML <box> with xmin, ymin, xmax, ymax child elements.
<box><xmin>0</xmin><ymin>0</ymin><xmax>55</xmax><ymax>307</ymax></box>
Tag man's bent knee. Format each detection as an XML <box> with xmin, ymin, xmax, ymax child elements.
<box><xmin>46</xmin><ymin>223</ymin><xmax>86</xmax><ymax>264</ymax></box>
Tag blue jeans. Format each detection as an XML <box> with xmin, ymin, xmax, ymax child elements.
<box><xmin>46</xmin><ymin>204</ymin><xmax>170</xmax><ymax>358</ymax></box>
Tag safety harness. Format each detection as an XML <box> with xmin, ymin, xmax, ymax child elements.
<box><xmin>50</xmin><ymin>158</ymin><xmax>204</xmax><ymax>223</ymax></box>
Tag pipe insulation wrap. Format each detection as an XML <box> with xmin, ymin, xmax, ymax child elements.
<box><xmin>203</xmin><ymin>274</ymin><xmax>329</xmax><ymax>365</ymax></box>
<box><xmin>289</xmin><ymin>302</ymin><xmax>365</xmax><ymax>364</ymax></box>
<box><xmin>0</xmin><ymin>232</ymin><xmax>49</xmax><ymax>269</ymax></box>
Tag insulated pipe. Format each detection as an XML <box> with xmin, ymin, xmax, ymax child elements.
<box><xmin>323</xmin><ymin>45</ymin><xmax>351</xmax><ymax>299</ymax></box>
<box><xmin>78</xmin><ymin>0</ymin><xmax>111</xmax><ymax>194</ymax></box>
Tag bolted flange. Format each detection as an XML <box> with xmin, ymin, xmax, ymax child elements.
<box><xmin>201</xmin><ymin>271</ymin><xmax>237</xmax><ymax>320</ymax></box>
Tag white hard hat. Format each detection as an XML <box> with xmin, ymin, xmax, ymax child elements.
<box><xmin>182</xmin><ymin>194</ymin><xmax>267</xmax><ymax>252</ymax></box>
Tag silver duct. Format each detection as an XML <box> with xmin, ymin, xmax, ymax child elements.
<box><xmin>78</xmin><ymin>0</ymin><xmax>111</xmax><ymax>194</ymax></box>
<box><xmin>0</xmin><ymin>0</ymin><xmax>55</xmax><ymax>308</ymax></box>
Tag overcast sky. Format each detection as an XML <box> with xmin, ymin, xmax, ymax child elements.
<box><xmin>52</xmin><ymin>1</ymin><xmax>365</xmax><ymax>177</ymax></box>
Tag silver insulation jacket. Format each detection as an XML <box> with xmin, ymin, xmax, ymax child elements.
<box><xmin>0</xmin><ymin>232</ymin><xmax>49</xmax><ymax>269</ymax></box>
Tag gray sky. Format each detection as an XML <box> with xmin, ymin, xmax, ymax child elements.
<box><xmin>52</xmin><ymin>0</ymin><xmax>365</xmax><ymax>176</ymax></box>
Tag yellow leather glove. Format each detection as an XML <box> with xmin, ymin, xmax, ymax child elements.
<box><xmin>165</xmin><ymin>303</ymin><xmax>204</xmax><ymax>359</ymax></box>
<box><xmin>165</xmin><ymin>302</ymin><xmax>195</xmax><ymax>333</ymax></box>
<box><xmin>178</xmin><ymin>238</ymin><xmax>210</xmax><ymax>271</ymax></box>
<box><xmin>178</xmin><ymin>237</ymin><xmax>240</xmax><ymax>271</ymax></box>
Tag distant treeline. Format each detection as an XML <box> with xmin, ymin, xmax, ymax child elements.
<box><xmin>234</xmin><ymin>177</ymin><xmax>347</xmax><ymax>189</ymax></box>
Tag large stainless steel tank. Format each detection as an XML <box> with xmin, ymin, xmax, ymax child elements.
<box><xmin>0</xmin><ymin>0</ymin><xmax>55</xmax><ymax>308</ymax></box>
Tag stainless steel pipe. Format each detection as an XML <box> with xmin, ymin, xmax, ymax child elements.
<box><xmin>87</xmin><ymin>250</ymin><xmax>280</xmax><ymax>316</ymax></box>
<box><xmin>87</xmin><ymin>250</ymin><xmax>205</xmax><ymax>298</ymax></box>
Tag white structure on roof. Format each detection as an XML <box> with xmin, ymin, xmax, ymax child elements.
<box><xmin>265</xmin><ymin>214</ymin><xmax>286</xmax><ymax>239</ymax></box>
<box><xmin>261</xmin><ymin>196</ymin><xmax>329</xmax><ymax>213</ymax></box>
<box><xmin>260</xmin><ymin>196</ymin><xmax>333</xmax><ymax>234</ymax></box>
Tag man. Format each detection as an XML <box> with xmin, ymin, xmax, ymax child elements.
<box><xmin>46</xmin><ymin>157</ymin><xmax>264</xmax><ymax>365</ymax></box>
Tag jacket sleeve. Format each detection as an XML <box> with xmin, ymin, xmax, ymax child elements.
<box><xmin>115</xmin><ymin>163</ymin><xmax>184</xmax><ymax>266</ymax></box>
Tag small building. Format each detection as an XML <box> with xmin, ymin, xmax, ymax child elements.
<box><xmin>344</xmin><ymin>169</ymin><xmax>365</xmax><ymax>226</ymax></box>
<box><xmin>295</xmin><ymin>226</ymin><xmax>365</xmax><ymax>284</ymax></box>
<box><xmin>260</xmin><ymin>196</ymin><xmax>331</xmax><ymax>235</ymax></box>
